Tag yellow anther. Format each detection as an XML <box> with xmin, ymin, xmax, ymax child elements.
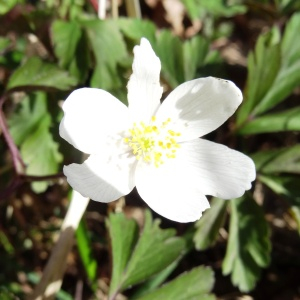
<box><xmin>168</xmin><ymin>130</ymin><xmax>176</xmax><ymax>136</ymax></box>
<box><xmin>125</xmin><ymin>116</ymin><xmax>181</xmax><ymax>166</ymax></box>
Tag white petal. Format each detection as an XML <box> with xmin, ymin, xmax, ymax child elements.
<box><xmin>60</xmin><ymin>88</ymin><xmax>129</xmax><ymax>154</ymax></box>
<box><xmin>135</xmin><ymin>161</ymin><xmax>210</xmax><ymax>223</ymax></box>
<box><xmin>156</xmin><ymin>77</ymin><xmax>242</xmax><ymax>141</ymax></box>
<box><xmin>175</xmin><ymin>139</ymin><xmax>256</xmax><ymax>199</ymax></box>
<box><xmin>127</xmin><ymin>38</ymin><xmax>163</xmax><ymax>123</ymax></box>
<box><xmin>64</xmin><ymin>152</ymin><xmax>137</xmax><ymax>203</ymax></box>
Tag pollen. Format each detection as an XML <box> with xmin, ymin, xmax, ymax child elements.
<box><xmin>124</xmin><ymin>117</ymin><xmax>181</xmax><ymax>167</ymax></box>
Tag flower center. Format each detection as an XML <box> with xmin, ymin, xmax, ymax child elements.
<box><xmin>124</xmin><ymin>116</ymin><xmax>181</xmax><ymax>167</ymax></box>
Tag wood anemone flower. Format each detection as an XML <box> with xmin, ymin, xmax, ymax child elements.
<box><xmin>59</xmin><ymin>38</ymin><xmax>255</xmax><ymax>223</ymax></box>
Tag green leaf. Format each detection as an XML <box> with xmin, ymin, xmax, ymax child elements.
<box><xmin>259</xmin><ymin>174</ymin><xmax>300</xmax><ymax>204</ymax></box>
<box><xmin>9</xmin><ymin>93</ymin><xmax>46</xmax><ymax>145</ymax></box>
<box><xmin>21</xmin><ymin>115</ymin><xmax>62</xmax><ymax>192</ymax></box>
<box><xmin>0</xmin><ymin>231</ymin><xmax>14</xmax><ymax>255</ymax></box>
<box><xmin>253</xmin><ymin>13</ymin><xmax>300</xmax><ymax>115</ymax></box>
<box><xmin>108</xmin><ymin>211</ymin><xmax>186</xmax><ymax>297</ymax></box>
<box><xmin>281</xmin><ymin>13</ymin><xmax>300</xmax><ymax>67</ymax></box>
<box><xmin>52</xmin><ymin>20</ymin><xmax>82</xmax><ymax>69</ymax></box>
<box><xmin>0</xmin><ymin>286</ymin><xmax>17</xmax><ymax>300</ymax></box>
<box><xmin>56</xmin><ymin>289</ymin><xmax>73</xmax><ymax>300</ymax></box>
<box><xmin>237</xmin><ymin>28</ymin><xmax>280</xmax><ymax>125</ymax></box>
<box><xmin>131</xmin><ymin>259</ymin><xmax>180</xmax><ymax>299</ymax></box>
<box><xmin>9</xmin><ymin>92</ymin><xmax>63</xmax><ymax>192</ymax></box>
<box><xmin>291</xmin><ymin>206</ymin><xmax>300</xmax><ymax>235</ymax></box>
<box><xmin>155</xmin><ymin>32</ymin><xmax>218</xmax><ymax>88</ymax></box>
<box><xmin>194</xmin><ymin>198</ymin><xmax>227</xmax><ymax>250</ymax></box>
<box><xmin>156</xmin><ymin>31</ymin><xmax>209</xmax><ymax>87</ymax></box>
<box><xmin>0</xmin><ymin>36</ymin><xmax>25</xmax><ymax>69</ymax></box>
<box><xmin>181</xmin><ymin>0</ymin><xmax>200</xmax><ymax>20</ymax></box>
<box><xmin>76</xmin><ymin>220</ymin><xmax>97</xmax><ymax>286</ymax></box>
<box><xmin>182</xmin><ymin>0</ymin><xmax>246</xmax><ymax>20</ymax></box>
<box><xmin>182</xmin><ymin>35</ymin><xmax>210</xmax><ymax>81</ymax></box>
<box><xmin>251</xmin><ymin>145</ymin><xmax>300</xmax><ymax>174</ymax></box>
<box><xmin>259</xmin><ymin>174</ymin><xmax>300</xmax><ymax>233</ymax></box>
<box><xmin>7</xmin><ymin>57</ymin><xmax>77</xmax><ymax>91</ymax></box>
<box><xmin>155</xmin><ymin>30</ymin><xmax>184</xmax><ymax>88</ymax></box>
<box><xmin>107</xmin><ymin>213</ymin><xmax>139</xmax><ymax>297</ymax></box>
<box><xmin>121</xmin><ymin>211</ymin><xmax>186</xmax><ymax>290</ymax></box>
<box><xmin>117</xmin><ymin>18</ymin><xmax>156</xmax><ymax>44</ymax></box>
<box><xmin>278</xmin><ymin>0</ymin><xmax>300</xmax><ymax>14</ymax></box>
<box><xmin>136</xmin><ymin>266</ymin><xmax>215</xmax><ymax>300</ymax></box>
<box><xmin>222</xmin><ymin>195</ymin><xmax>271</xmax><ymax>292</ymax></box>
<box><xmin>0</xmin><ymin>0</ymin><xmax>22</xmax><ymax>15</ymax></box>
<box><xmin>132</xmin><ymin>231</ymin><xmax>194</xmax><ymax>299</ymax></box>
<box><xmin>238</xmin><ymin>107</ymin><xmax>300</xmax><ymax>135</ymax></box>
<box><xmin>0</xmin><ymin>37</ymin><xmax>11</xmax><ymax>52</ymax></box>
<box><xmin>54</xmin><ymin>0</ymin><xmax>85</xmax><ymax>20</ymax></box>
<box><xmin>83</xmin><ymin>19</ymin><xmax>127</xmax><ymax>90</ymax></box>
<box><xmin>52</xmin><ymin>20</ymin><xmax>89</xmax><ymax>82</ymax></box>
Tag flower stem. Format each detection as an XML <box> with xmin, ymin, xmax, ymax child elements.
<box><xmin>0</xmin><ymin>96</ymin><xmax>26</xmax><ymax>174</ymax></box>
<box><xmin>29</xmin><ymin>191</ymin><xmax>90</xmax><ymax>300</ymax></box>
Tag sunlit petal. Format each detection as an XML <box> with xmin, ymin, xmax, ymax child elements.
<box><xmin>127</xmin><ymin>38</ymin><xmax>163</xmax><ymax>123</ymax></box>
<box><xmin>60</xmin><ymin>88</ymin><xmax>129</xmax><ymax>154</ymax></box>
<box><xmin>135</xmin><ymin>160</ymin><xmax>210</xmax><ymax>223</ymax></box>
<box><xmin>175</xmin><ymin>139</ymin><xmax>256</xmax><ymax>199</ymax></box>
<box><xmin>64</xmin><ymin>152</ymin><xmax>137</xmax><ymax>203</ymax></box>
<box><xmin>156</xmin><ymin>77</ymin><xmax>242</xmax><ymax>141</ymax></box>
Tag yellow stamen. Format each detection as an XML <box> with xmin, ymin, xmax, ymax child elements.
<box><xmin>124</xmin><ymin>117</ymin><xmax>181</xmax><ymax>167</ymax></box>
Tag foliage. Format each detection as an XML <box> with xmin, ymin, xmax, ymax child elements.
<box><xmin>0</xmin><ymin>0</ymin><xmax>300</xmax><ymax>299</ymax></box>
<box><xmin>194</xmin><ymin>198</ymin><xmax>227</xmax><ymax>251</ymax></box>
<box><xmin>106</xmin><ymin>211</ymin><xmax>215</xmax><ymax>299</ymax></box>
<box><xmin>222</xmin><ymin>195</ymin><xmax>271</xmax><ymax>292</ymax></box>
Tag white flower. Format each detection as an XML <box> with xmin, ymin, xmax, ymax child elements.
<box><xmin>59</xmin><ymin>38</ymin><xmax>255</xmax><ymax>223</ymax></box>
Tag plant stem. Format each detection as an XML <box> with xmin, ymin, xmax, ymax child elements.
<box><xmin>125</xmin><ymin>0</ymin><xmax>141</xmax><ymax>18</ymax></box>
<box><xmin>21</xmin><ymin>172</ymin><xmax>64</xmax><ymax>182</ymax></box>
<box><xmin>28</xmin><ymin>191</ymin><xmax>90</xmax><ymax>300</ymax></box>
<box><xmin>0</xmin><ymin>96</ymin><xmax>25</xmax><ymax>174</ymax></box>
